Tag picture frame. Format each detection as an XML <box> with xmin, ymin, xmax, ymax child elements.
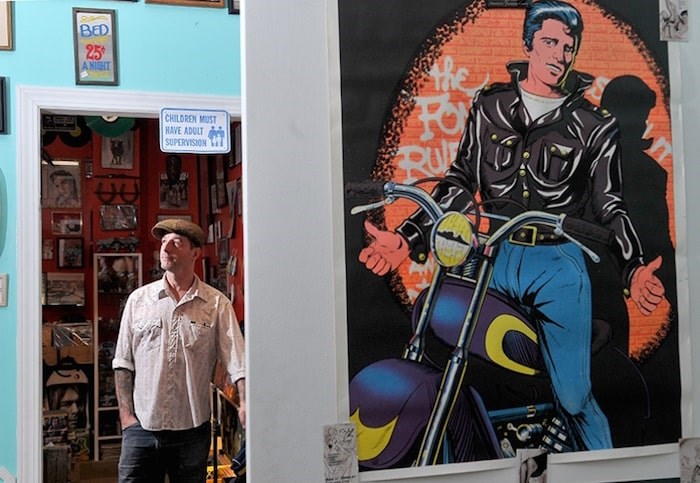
<box><xmin>42</xmin><ymin>239</ymin><xmax>54</xmax><ymax>261</ymax></box>
<box><xmin>159</xmin><ymin>153</ymin><xmax>190</xmax><ymax>209</ymax></box>
<box><xmin>0</xmin><ymin>1</ymin><xmax>13</xmax><ymax>50</ymax></box>
<box><xmin>51</xmin><ymin>212</ymin><xmax>83</xmax><ymax>236</ymax></box>
<box><xmin>41</xmin><ymin>161</ymin><xmax>82</xmax><ymax>209</ymax></box>
<box><xmin>218</xmin><ymin>237</ymin><xmax>230</xmax><ymax>266</ymax></box>
<box><xmin>146</xmin><ymin>0</ymin><xmax>225</xmax><ymax>7</ymax></box>
<box><xmin>216</xmin><ymin>156</ymin><xmax>227</xmax><ymax>208</ymax></box>
<box><xmin>45</xmin><ymin>272</ymin><xmax>85</xmax><ymax>306</ymax></box>
<box><xmin>101</xmin><ymin>130</ymin><xmax>134</xmax><ymax>169</ymax></box>
<box><xmin>157</xmin><ymin>214</ymin><xmax>192</xmax><ymax>222</ymax></box>
<box><xmin>0</xmin><ymin>76</ymin><xmax>6</xmax><ymax>135</ymax></box>
<box><xmin>57</xmin><ymin>238</ymin><xmax>84</xmax><ymax>269</ymax></box>
<box><xmin>228</xmin><ymin>0</ymin><xmax>240</xmax><ymax>14</ymax></box>
<box><xmin>99</xmin><ymin>204</ymin><xmax>138</xmax><ymax>231</ymax></box>
<box><xmin>96</xmin><ymin>253</ymin><xmax>142</xmax><ymax>294</ymax></box>
<box><xmin>236</xmin><ymin>178</ymin><xmax>242</xmax><ymax>216</ymax></box>
<box><xmin>234</xmin><ymin>122</ymin><xmax>242</xmax><ymax>166</ymax></box>
<box><xmin>73</xmin><ymin>8</ymin><xmax>119</xmax><ymax>85</ymax></box>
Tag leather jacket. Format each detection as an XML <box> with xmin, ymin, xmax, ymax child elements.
<box><xmin>397</xmin><ymin>62</ymin><xmax>644</xmax><ymax>285</ymax></box>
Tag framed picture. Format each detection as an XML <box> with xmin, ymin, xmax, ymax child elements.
<box><xmin>73</xmin><ymin>8</ymin><xmax>119</xmax><ymax>85</ymax></box>
<box><xmin>0</xmin><ymin>1</ymin><xmax>13</xmax><ymax>50</ymax></box>
<box><xmin>157</xmin><ymin>214</ymin><xmax>192</xmax><ymax>222</ymax></box>
<box><xmin>234</xmin><ymin>122</ymin><xmax>242</xmax><ymax>165</ymax></box>
<box><xmin>228</xmin><ymin>0</ymin><xmax>240</xmax><ymax>14</ymax></box>
<box><xmin>45</xmin><ymin>272</ymin><xmax>85</xmax><ymax>306</ymax></box>
<box><xmin>101</xmin><ymin>130</ymin><xmax>134</xmax><ymax>169</ymax></box>
<box><xmin>146</xmin><ymin>0</ymin><xmax>224</xmax><ymax>7</ymax></box>
<box><xmin>0</xmin><ymin>77</ymin><xmax>5</xmax><ymax>134</ymax></box>
<box><xmin>41</xmin><ymin>161</ymin><xmax>82</xmax><ymax>209</ymax></box>
<box><xmin>96</xmin><ymin>253</ymin><xmax>142</xmax><ymax>294</ymax></box>
<box><xmin>210</xmin><ymin>184</ymin><xmax>220</xmax><ymax>215</ymax></box>
<box><xmin>218</xmin><ymin>238</ymin><xmax>229</xmax><ymax>266</ymax></box>
<box><xmin>236</xmin><ymin>178</ymin><xmax>242</xmax><ymax>216</ymax></box>
<box><xmin>99</xmin><ymin>204</ymin><xmax>138</xmax><ymax>231</ymax></box>
<box><xmin>51</xmin><ymin>212</ymin><xmax>83</xmax><ymax>236</ymax></box>
<box><xmin>216</xmin><ymin>156</ymin><xmax>227</xmax><ymax>208</ymax></box>
<box><xmin>159</xmin><ymin>154</ymin><xmax>190</xmax><ymax>209</ymax></box>
<box><xmin>57</xmin><ymin>238</ymin><xmax>84</xmax><ymax>268</ymax></box>
<box><xmin>42</xmin><ymin>239</ymin><xmax>54</xmax><ymax>260</ymax></box>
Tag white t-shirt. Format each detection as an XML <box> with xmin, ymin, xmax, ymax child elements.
<box><xmin>520</xmin><ymin>86</ymin><xmax>566</xmax><ymax>123</ymax></box>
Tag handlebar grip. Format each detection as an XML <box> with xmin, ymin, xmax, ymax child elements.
<box><xmin>562</xmin><ymin>217</ymin><xmax>614</xmax><ymax>247</ymax></box>
<box><xmin>345</xmin><ymin>180</ymin><xmax>386</xmax><ymax>198</ymax></box>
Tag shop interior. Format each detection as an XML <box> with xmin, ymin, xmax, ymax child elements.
<box><xmin>39</xmin><ymin>114</ymin><xmax>245</xmax><ymax>483</ymax></box>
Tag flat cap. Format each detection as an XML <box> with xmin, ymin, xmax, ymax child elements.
<box><xmin>151</xmin><ymin>219</ymin><xmax>206</xmax><ymax>248</ymax></box>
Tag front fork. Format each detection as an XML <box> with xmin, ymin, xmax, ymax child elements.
<box><xmin>416</xmin><ymin>250</ymin><xmax>496</xmax><ymax>466</ymax></box>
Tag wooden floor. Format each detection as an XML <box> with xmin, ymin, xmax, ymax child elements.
<box><xmin>76</xmin><ymin>460</ymin><xmax>118</xmax><ymax>483</ymax></box>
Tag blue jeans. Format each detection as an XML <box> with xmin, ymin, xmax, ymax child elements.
<box><xmin>490</xmin><ymin>241</ymin><xmax>613</xmax><ymax>451</ymax></box>
<box><xmin>118</xmin><ymin>421</ymin><xmax>211</xmax><ymax>483</ymax></box>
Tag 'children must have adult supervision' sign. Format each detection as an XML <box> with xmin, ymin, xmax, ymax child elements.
<box><xmin>160</xmin><ymin>108</ymin><xmax>231</xmax><ymax>154</ymax></box>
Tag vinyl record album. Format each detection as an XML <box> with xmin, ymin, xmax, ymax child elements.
<box><xmin>57</xmin><ymin>116</ymin><xmax>92</xmax><ymax>148</ymax></box>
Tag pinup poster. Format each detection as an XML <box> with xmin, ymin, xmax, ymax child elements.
<box><xmin>340</xmin><ymin>0</ymin><xmax>683</xmax><ymax>472</ymax></box>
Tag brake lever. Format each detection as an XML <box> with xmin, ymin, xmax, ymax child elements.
<box><xmin>350</xmin><ymin>196</ymin><xmax>395</xmax><ymax>215</ymax></box>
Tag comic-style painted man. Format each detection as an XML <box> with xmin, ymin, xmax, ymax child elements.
<box><xmin>358</xmin><ymin>0</ymin><xmax>664</xmax><ymax>451</ymax></box>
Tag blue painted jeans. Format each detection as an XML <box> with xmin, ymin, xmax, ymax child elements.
<box><xmin>490</xmin><ymin>241</ymin><xmax>612</xmax><ymax>451</ymax></box>
<box><xmin>118</xmin><ymin>421</ymin><xmax>211</xmax><ymax>483</ymax></box>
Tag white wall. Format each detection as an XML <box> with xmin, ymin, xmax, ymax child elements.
<box><xmin>243</xmin><ymin>2</ymin><xmax>697</xmax><ymax>482</ymax></box>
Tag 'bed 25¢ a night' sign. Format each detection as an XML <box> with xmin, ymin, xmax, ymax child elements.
<box><xmin>159</xmin><ymin>108</ymin><xmax>231</xmax><ymax>155</ymax></box>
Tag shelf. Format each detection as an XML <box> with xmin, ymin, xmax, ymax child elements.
<box><xmin>98</xmin><ymin>435</ymin><xmax>122</xmax><ymax>441</ymax></box>
<box><xmin>93</xmin><ymin>253</ymin><xmax>143</xmax><ymax>461</ymax></box>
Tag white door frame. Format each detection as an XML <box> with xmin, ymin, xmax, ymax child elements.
<box><xmin>17</xmin><ymin>85</ymin><xmax>241</xmax><ymax>481</ymax></box>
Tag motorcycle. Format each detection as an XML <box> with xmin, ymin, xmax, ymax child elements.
<box><xmin>346</xmin><ymin>178</ymin><xmax>649</xmax><ymax>469</ymax></box>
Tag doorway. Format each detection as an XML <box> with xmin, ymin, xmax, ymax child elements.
<box><xmin>17</xmin><ymin>86</ymin><xmax>241</xmax><ymax>482</ymax></box>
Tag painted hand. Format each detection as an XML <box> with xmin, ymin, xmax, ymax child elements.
<box><xmin>358</xmin><ymin>220</ymin><xmax>410</xmax><ymax>276</ymax></box>
<box><xmin>630</xmin><ymin>255</ymin><xmax>665</xmax><ymax>316</ymax></box>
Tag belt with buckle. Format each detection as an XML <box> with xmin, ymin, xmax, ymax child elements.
<box><xmin>508</xmin><ymin>225</ymin><xmax>565</xmax><ymax>246</ymax></box>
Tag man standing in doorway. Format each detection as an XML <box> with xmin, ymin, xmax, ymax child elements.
<box><xmin>359</xmin><ymin>0</ymin><xmax>663</xmax><ymax>451</ymax></box>
<box><xmin>113</xmin><ymin>219</ymin><xmax>245</xmax><ymax>482</ymax></box>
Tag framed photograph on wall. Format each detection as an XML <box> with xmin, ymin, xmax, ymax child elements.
<box><xmin>99</xmin><ymin>204</ymin><xmax>137</xmax><ymax>231</ymax></box>
<box><xmin>73</xmin><ymin>8</ymin><xmax>118</xmax><ymax>85</ymax></box>
<box><xmin>45</xmin><ymin>272</ymin><xmax>85</xmax><ymax>306</ymax></box>
<box><xmin>51</xmin><ymin>212</ymin><xmax>83</xmax><ymax>236</ymax></box>
<box><xmin>216</xmin><ymin>156</ymin><xmax>227</xmax><ymax>208</ymax></box>
<box><xmin>218</xmin><ymin>238</ymin><xmax>230</xmax><ymax>266</ymax></box>
<box><xmin>157</xmin><ymin>214</ymin><xmax>192</xmax><ymax>222</ymax></box>
<box><xmin>228</xmin><ymin>0</ymin><xmax>240</xmax><ymax>14</ymax></box>
<box><xmin>0</xmin><ymin>1</ymin><xmax>13</xmax><ymax>50</ymax></box>
<box><xmin>42</xmin><ymin>239</ymin><xmax>54</xmax><ymax>261</ymax></box>
<box><xmin>101</xmin><ymin>130</ymin><xmax>134</xmax><ymax>169</ymax></box>
<box><xmin>41</xmin><ymin>161</ymin><xmax>82</xmax><ymax>209</ymax></box>
<box><xmin>0</xmin><ymin>77</ymin><xmax>6</xmax><ymax>134</ymax></box>
<box><xmin>146</xmin><ymin>0</ymin><xmax>224</xmax><ymax>7</ymax></box>
<box><xmin>57</xmin><ymin>238</ymin><xmax>84</xmax><ymax>268</ymax></box>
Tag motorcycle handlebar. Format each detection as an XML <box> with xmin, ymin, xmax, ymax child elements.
<box><xmin>345</xmin><ymin>180</ymin><xmax>387</xmax><ymax>198</ymax></box>
<box><xmin>347</xmin><ymin>179</ymin><xmax>613</xmax><ymax>250</ymax></box>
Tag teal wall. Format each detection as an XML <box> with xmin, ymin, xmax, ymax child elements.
<box><xmin>0</xmin><ymin>0</ymin><xmax>240</xmax><ymax>475</ymax></box>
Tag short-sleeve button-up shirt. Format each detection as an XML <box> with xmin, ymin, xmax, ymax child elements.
<box><xmin>113</xmin><ymin>275</ymin><xmax>245</xmax><ymax>431</ymax></box>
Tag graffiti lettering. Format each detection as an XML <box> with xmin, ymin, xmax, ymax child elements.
<box><xmin>396</xmin><ymin>140</ymin><xmax>460</xmax><ymax>183</ymax></box>
<box><xmin>650</xmin><ymin>136</ymin><xmax>673</xmax><ymax>164</ymax></box>
<box><xmin>428</xmin><ymin>56</ymin><xmax>487</xmax><ymax>97</ymax></box>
